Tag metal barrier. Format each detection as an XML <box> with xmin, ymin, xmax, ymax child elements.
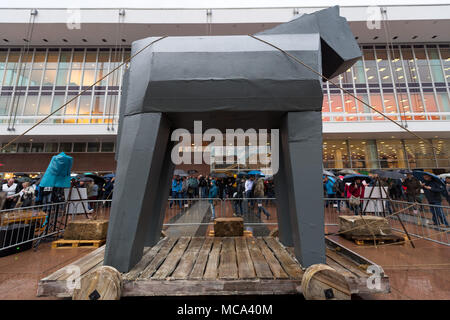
<box><xmin>0</xmin><ymin>202</ymin><xmax>68</xmax><ymax>253</ymax></box>
<box><xmin>1</xmin><ymin>195</ymin><xmax>448</xmax><ymax>254</ymax></box>
<box><xmin>324</xmin><ymin>197</ymin><xmax>450</xmax><ymax>246</ymax></box>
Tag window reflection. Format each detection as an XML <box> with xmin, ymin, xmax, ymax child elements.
<box><xmin>414</xmin><ymin>47</ymin><xmax>432</xmax><ymax>83</ymax></box>
<box><xmin>433</xmin><ymin>139</ymin><xmax>450</xmax><ymax>168</ymax></box>
<box><xmin>323</xmin><ymin>140</ymin><xmax>350</xmax><ymax>169</ymax></box>
<box><xmin>376</xmin><ymin>49</ymin><xmax>392</xmax><ymax>83</ymax></box>
<box><xmin>404</xmin><ymin>139</ymin><xmax>435</xmax><ymax>168</ymax></box>
<box><xmin>363</xmin><ymin>49</ymin><xmax>378</xmax><ymax>83</ymax></box>
<box><xmin>349</xmin><ymin>140</ymin><xmax>379</xmax><ymax>169</ymax></box>
<box><xmin>376</xmin><ymin>140</ymin><xmax>407</xmax><ymax>168</ymax></box>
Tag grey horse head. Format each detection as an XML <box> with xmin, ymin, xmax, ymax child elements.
<box><xmin>257</xmin><ymin>6</ymin><xmax>362</xmax><ymax>79</ymax></box>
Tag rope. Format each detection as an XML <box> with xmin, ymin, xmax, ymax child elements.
<box><xmin>0</xmin><ymin>35</ymin><xmax>168</xmax><ymax>152</ymax></box>
<box><xmin>248</xmin><ymin>34</ymin><xmax>440</xmax><ymax>153</ymax></box>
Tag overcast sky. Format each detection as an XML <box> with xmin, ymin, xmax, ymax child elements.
<box><xmin>1</xmin><ymin>0</ymin><xmax>450</xmax><ymax>8</ymax></box>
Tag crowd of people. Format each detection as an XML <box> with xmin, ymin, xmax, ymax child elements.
<box><xmin>169</xmin><ymin>174</ymin><xmax>275</xmax><ymax>220</ymax></box>
<box><xmin>323</xmin><ymin>172</ymin><xmax>450</xmax><ymax>227</ymax></box>
<box><xmin>0</xmin><ymin>175</ymin><xmax>115</xmax><ymax>211</ymax></box>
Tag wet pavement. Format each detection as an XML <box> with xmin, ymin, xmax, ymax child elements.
<box><xmin>0</xmin><ymin>201</ymin><xmax>448</xmax><ymax>300</ymax></box>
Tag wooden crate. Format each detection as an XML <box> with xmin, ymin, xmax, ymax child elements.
<box><xmin>52</xmin><ymin>239</ymin><xmax>106</xmax><ymax>249</ymax></box>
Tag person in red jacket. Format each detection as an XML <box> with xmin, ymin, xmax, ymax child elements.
<box><xmin>347</xmin><ymin>178</ymin><xmax>365</xmax><ymax>215</ymax></box>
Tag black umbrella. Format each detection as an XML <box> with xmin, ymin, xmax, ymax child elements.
<box><xmin>16</xmin><ymin>176</ymin><xmax>32</xmax><ymax>183</ymax></box>
<box><xmin>210</xmin><ymin>172</ymin><xmax>228</xmax><ymax>179</ymax></box>
<box><xmin>83</xmin><ymin>173</ymin><xmax>105</xmax><ymax>185</ymax></box>
<box><xmin>343</xmin><ymin>174</ymin><xmax>372</xmax><ymax>183</ymax></box>
<box><xmin>174</xmin><ymin>169</ymin><xmax>188</xmax><ymax>176</ymax></box>
<box><xmin>371</xmin><ymin>169</ymin><xmax>405</xmax><ymax>180</ymax></box>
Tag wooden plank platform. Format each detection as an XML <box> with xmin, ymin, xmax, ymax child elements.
<box><xmin>51</xmin><ymin>239</ymin><xmax>106</xmax><ymax>249</ymax></box>
<box><xmin>38</xmin><ymin>236</ymin><xmax>390</xmax><ymax>298</ymax></box>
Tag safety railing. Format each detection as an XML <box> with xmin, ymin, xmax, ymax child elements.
<box><xmin>324</xmin><ymin>197</ymin><xmax>450</xmax><ymax>246</ymax></box>
<box><xmin>0</xmin><ymin>202</ymin><xmax>68</xmax><ymax>254</ymax></box>
<box><xmin>1</xmin><ymin>196</ymin><xmax>448</xmax><ymax>255</ymax></box>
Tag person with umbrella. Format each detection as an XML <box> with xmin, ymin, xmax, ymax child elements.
<box><xmin>244</xmin><ymin>175</ymin><xmax>256</xmax><ymax>210</ymax></box>
<box><xmin>421</xmin><ymin>174</ymin><xmax>449</xmax><ymax>227</ymax></box>
<box><xmin>346</xmin><ymin>178</ymin><xmax>365</xmax><ymax>215</ymax></box>
<box><xmin>198</xmin><ymin>175</ymin><xmax>208</xmax><ymax>198</ymax></box>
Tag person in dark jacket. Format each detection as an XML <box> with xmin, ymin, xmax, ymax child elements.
<box><xmin>421</xmin><ymin>174</ymin><xmax>448</xmax><ymax>227</ymax></box>
<box><xmin>403</xmin><ymin>173</ymin><xmax>422</xmax><ymax>203</ymax></box>
<box><xmin>208</xmin><ymin>180</ymin><xmax>218</xmax><ymax>220</ymax></box>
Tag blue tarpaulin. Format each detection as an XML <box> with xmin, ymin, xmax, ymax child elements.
<box><xmin>39</xmin><ymin>152</ymin><xmax>73</xmax><ymax>188</ymax></box>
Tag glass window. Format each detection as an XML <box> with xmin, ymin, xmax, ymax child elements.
<box><xmin>350</xmin><ymin>140</ymin><xmax>379</xmax><ymax>169</ymax></box>
<box><xmin>356</xmin><ymin>93</ymin><xmax>371</xmax><ymax>121</ymax></box>
<box><xmin>96</xmin><ymin>51</ymin><xmax>110</xmax><ymax>86</ymax></box>
<box><xmin>64</xmin><ymin>94</ymin><xmax>78</xmax><ymax>115</ymax></box>
<box><xmin>56</xmin><ymin>51</ymin><xmax>71</xmax><ymax>86</ymax></box>
<box><xmin>31</xmin><ymin>143</ymin><xmax>44</xmax><ymax>152</ymax></box>
<box><xmin>82</xmin><ymin>69</ymin><xmax>96</xmax><ymax>86</ymax></box>
<box><xmin>427</xmin><ymin>47</ymin><xmax>445</xmax><ymax>82</ymax></box>
<box><xmin>414</xmin><ymin>47</ymin><xmax>432</xmax><ymax>83</ymax></box>
<box><xmin>101</xmin><ymin>142</ymin><xmax>114</xmax><ymax>152</ymax></box>
<box><xmin>404</xmin><ymin>139</ymin><xmax>435</xmax><ymax>168</ymax></box>
<box><xmin>92</xmin><ymin>95</ymin><xmax>104</xmax><ymax>115</ymax></box>
<box><xmin>46</xmin><ymin>51</ymin><xmax>59</xmax><ymax>69</ymax></box>
<box><xmin>29</xmin><ymin>68</ymin><xmax>43</xmax><ymax>86</ymax></box>
<box><xmin>322</xmin><ymin>94</ymin><xmax>330</xmax><ymax>121</ymax></box>
<box><xmin>0</xmin><ymin>51</ymin><xmax>6</xmax><ymax>84</ymax></box>
<box><xmin>397</xmin><ymin>93</ymin><xmax>412</xmax><ymax>120</ymax></box>
<box><xmin>17</xmin><ymin>143</ymin><xmax>31</xmax><ymax>153</ymax></box>
<box><xmin>329</xmin><ymin>93</ymin><xmax>343</xmax><ymax>121</ymax></box>
<box><xmin>423</xmin><ymin>92</ymin><xmax>439</xmax><ymax>119</ymax></box>
<box><xmin>42</xmin><ymin>69</ymin><xmax>56</xmax><ymax>86</ymax></box>
<box><xmin>78</xmin><ymin>94</ymin><xmax>91</xmax><ymax>115</ymax></box>
<box><xmin>73</xmin><ymin>142</ymin><xmax>86</xmax><ymax>152</ymax></box>
<box><xmin>323</xmin><ymin>140</ymin><xmax>350</xmax><ymax>169</ymax></box>
<box><xmin>44</xmin><ymin>142</ymin><xmax>58</xmax><ymax>153</ymax></box>
<box><xmin>369</xmin><ymin>94</ymin><xmax>384</xmax><ymax>120</ymax></box>
<box><xmin>363</xmin><ymin>49</ymin><xmax>378</xmax><ymax>83</ymax></box>
<box><xmin>440</xmin><ymin>47</ymin><xmax>449</xmax><ymax>80</ymax></box>
<box><xmin>343</xmin><ymin>94</ymin><xmax>358</xmax><ymax>121</ymax></box>
<box><xmin>410</xmin><ymin>93</ymin><xmax>426</xmax><ymax>120</ymax></box>
<box><xmin>432</xmin><ymin>139</ymin><xmax>450</xmax><ymax>168</ymax></box>
<box><xmin>436</xmin><ymin>92</ymin><xmax>450</xmax><ymax>120</ymax></box>
<box><xmin>69</xmin><ymin>69</ymin><xmax>82</xmax><ymax>86</ymax></box>
<box><xmin>382</xmin><ymin>93</ymin><xmax>398</xmax><ymax>120</ymax></box>
<box><xmin>51</xmin><ymin>94</ymin><xmax>64</xmax><ymax>117</ymax></box>
<box><xmin>59</xmin><ymin>142</ymin><xmax>72</xmax><ymax>152</ymax></box>
<box><xmin>23</xmin><ymin>95</ymin><xmax>38</xmax><ymax>116</ymax></box>
<box><xmin>1</xmin><ymin>143</ymin><xmax>16</xmax><ymax>153</ymax></box>
<box><xmin>84</xmin><ymin>51</ymin><xmax>97</xmax><ymax>69</ymax></box>
<box><xmin>401</xmin><ymin>47</ymin><xmax>419</xmax><ymax>83</ymax></box>
<box><xmin>352</xmin><ymin>59</ymin><xmax>366</xmax><ymax>84</ymax></box>
<box><xmin>389</xmin><ymin>48</ymin><xmax>406</xmax><ymax>83</ymax></box>
<box><xmin>376</xmin><ymin>140</ymin><xmax>407</xmax><ymax>169</ymax></box>
<box><xmin>342</xmin><ymin>68</ymin><xmax>353</xmax><ymax>84</ymax></box>
<box><xmin>38</xmin><ymin>94</ymin><xmax>52</xmax><ymax>115</ymax></box>
<box><xmin>32</xmin><ymin>51</ymin><xmax>46</xmax><ymax>69</ymax></box>
<box><xmin>87</xmin><ymin>142</ymin><xmax>100</xmax><ymax>152</ymax></box>
<box><xmin>0</xmin><ymin>95</ymin><xmax>10</xmax><ymax>116</ymax></box>
<box><xmin>376</xmin><ymin>49</ymin><xmax>392</xmax><ymax>84</ymax></box>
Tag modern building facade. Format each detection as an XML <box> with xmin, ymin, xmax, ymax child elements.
<box><xmin>0</xmin><ymin>1</ymin><xmax>449</xmax><ymax>176</ymax></box>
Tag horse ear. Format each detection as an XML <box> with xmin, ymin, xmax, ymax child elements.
<box><xmin>257</xmin><ymin>6</ymin><xmax>361</xmax><ymax>80</ymax></box>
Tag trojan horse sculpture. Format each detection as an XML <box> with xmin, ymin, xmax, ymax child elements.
<box><xmin>104</xmin><ymin>6</ymin><xmax>361</xmax><ymax>272</ymax></box>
